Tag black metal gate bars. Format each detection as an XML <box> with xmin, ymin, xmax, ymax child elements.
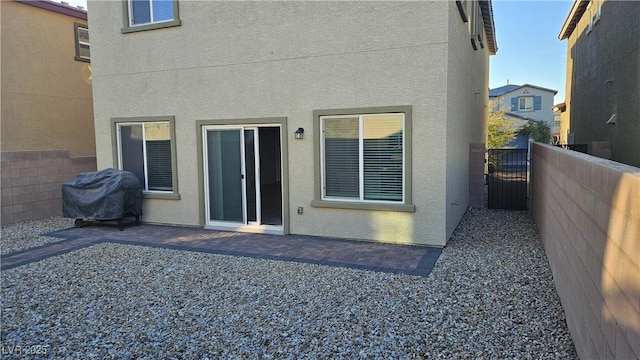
<box><xmin>487</xmin><ymin>148</ymin><xmax>528</xmax><ymax>210</ymax></box>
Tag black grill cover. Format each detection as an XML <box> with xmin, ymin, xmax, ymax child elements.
<box><xmin>62</xmin><ymin>168</ymin><xmax>142</xmax><ymax>220</ymax></box>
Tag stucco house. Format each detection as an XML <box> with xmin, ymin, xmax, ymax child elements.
<box><xmin>88</xmin><ymin>0</ymin><xmax>497</xmax><ymax>246</ymax></box>
<box><xmin>489</xmin><ymin>83</ymin><xmax>557</xmax><ymax>148</ymax></box>
<box><xmin>559</xmin><ymin>0</ymin><xmax>640</xmax><ymax>167</ymax></box>
<box><xmin>1</xmin><ymin>0</ymin><xmax>96</xmax><ymax>225</ymax></box>
<box><xmin>552</xmin><ymin>105</ymin><xmax>562</xmax><ymax>143</ymax></box>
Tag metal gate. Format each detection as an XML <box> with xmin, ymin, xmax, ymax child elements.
<box><xmin>487</xmin><ymin>148</ymin><xmax>528</xmax><ymax>210</ymax></box>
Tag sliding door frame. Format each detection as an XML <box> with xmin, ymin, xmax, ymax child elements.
<box><xmin>196</xmin><ymin>117</ymin><xmax>289</xmax><ymax>235</ymax></box>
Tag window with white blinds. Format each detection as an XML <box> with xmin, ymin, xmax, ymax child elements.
<box><xmin>117</xmin><ymin>122</ymin><xmax>173</xmax><ymax>192</ymax></box>
<box><xmin>130</xmin><ymin>0</ymin><xmax>175</xmax><ymax>26</ymax></box>
<box><xmin>321</xmin><ymin>113</ymin><xmax>404</xmax><ymax>203</ymax></box>
<box><xmin>323</xmin><ymin>117</ymin><xmax>360</xmax><ymax>198</ymax></box>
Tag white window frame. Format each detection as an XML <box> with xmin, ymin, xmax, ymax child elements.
<box><xmin>122</xmin><ymin>0</ymin><xmax>181</xmax><ymax>33</ymax></box>
<box><xmin>319</xmin><ymin>113</ymin><xmax>406</xmax><ymax>204</ymax></box>
<box><xmin>128</xmin><ymin>0</ymin><xmax>174</xmax><ymax>27</ymax></box>
<box><xmin>111</xmin><ymin>116</ymin><xmax>180</xmax><ymax>200</ymax></box>
<box><xmin>74</xmin><ymin>23</ymin><xmax>90</xmax><ymax>62</ymax></box>
<box><xmin>519</xmin><ymin>96</ymin><xmax>534</xmax><ymax>111</ymax></box>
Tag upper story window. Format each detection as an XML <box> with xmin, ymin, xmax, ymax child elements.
<box><xmin>456</xmin><ymin>0</ymin><xmax>469</xmax><ymax>22</ymax></box>
<box><xmin>74</xmin><ymin>23</ymin><xmax>90</xmax><ymax>62</ymax></box>
<box><xmin>511</xmin><ymin>96</ymin><xmax>542</xmax><ymax>112</ymax></box>
<box><xmin>122</xmin><ymin>0</ymin><xmax>182</xmax><ymax>33</ymax></box>
<box><xmin>130</xmin><ymin>0</ymin><xmax>173</xmax><ymax>25</ymax></box>
<box><xmin>587</xmin><ymin>0</ymin><xmax>602</xmax><ymax>33</ymax></box>
<box><xmin>519</xmin><ymin>96</ymin><xmax>534</xmax><ymax>111</ymax></box>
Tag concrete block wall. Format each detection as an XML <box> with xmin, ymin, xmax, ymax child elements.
<box><xmin>1</xmin><ymin>150</ymin><xmax>96</xmax><ymax>225</ymax></box>
<box><xmin>530</xmin><ymin>143</ymin><xmax>639</xmax><ymax>360</ymax></box>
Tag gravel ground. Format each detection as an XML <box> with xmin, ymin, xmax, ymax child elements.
<box><xmin>1</xmin><ymin>217</ymin><xmax>75</xmax><ymax>256</ymax></box>
<box><xmin>1</xmin><ymin>208</ymin><xmax>576</xmax><ymax>359</ymax></box>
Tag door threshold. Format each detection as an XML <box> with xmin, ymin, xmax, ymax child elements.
<box><xmin>204</xmin><ymin>223</ymin><xmax>284</xmax><ymax>235</ymax></box>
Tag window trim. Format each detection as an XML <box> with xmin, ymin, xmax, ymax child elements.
<box><xmin>518</xmin><ymin>96</ymin><xmax>534</xmax><ymax>111</ymax></box>
<box><xmin>312</xmin><ymin>106</ymin><xmax>415</xmax><ymax>213</ymax></box>
<box><xmin>475</xmin><ymin>3</ymin><xmax>484</xmax><ymax>50</ymax></box>
<box><xmin>456</xmin><ymin>1</ymin><xmax>468</xmax><ymax>23</ymax></box>
<box><xmin>590</xmin><ymin>0</ymin><xmax>601</xmax><ymax>28</ymax></box>
<box><xmin>195</xmin><ymin>117</ymin><xmax>290</xmax><ymax>232</ymax></box>
<box><xmin>121</xmin><ymin>0</ymin><xmax>182</xmax><ymax>34</ymax></box>
<box><xmin>585</xmin><ymin>0</ymin><xmax>602</xmax><ymax>34</ymax></box>
<box><xmin>320</xmin><ymin>113</ymin><xmax>405</xmax><ymax>203</ymax></box>
<box><xmin>595</xmin><ymin>0</ymin><xmax>602</xmax><ymax>22</ymax></box>
<box><xmin>111</xmin><ymin>116</ymin><xmax>180</xmax><ymax>200</ymax></box>
<box><xmin>74</xmin><ymin>22</ymin><xmax>90</xmax><ymax>62</ymax></box>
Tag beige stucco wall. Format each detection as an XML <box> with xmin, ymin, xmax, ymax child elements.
<box><xmin>1</xmin><ymin>1</ymin><xmax>95</xmax><ymax>157</ymax></box>
<box><xmin>445</xmin><ymin>4</ymin><xmax>491</xmax><ymax>238</ymax></box>
<box><xmin>90</xmin><ymin>1</ymin><xmax>491</xmax><ymax>246</ymax></box>
<box><xmin>530</xmin><ymin>143</ymin><xmax>639</xmax><ymax>360</ymax></box>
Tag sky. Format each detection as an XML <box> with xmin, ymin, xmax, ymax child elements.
<box><xmin>64</xmin><ymin>0</ymin><xmax>574</xmax><ymax>103</ymax></box>
<box><xmin>489</xmin><ymin>0</ymin><xmax>574</xmax><ymax>103</ymax></box>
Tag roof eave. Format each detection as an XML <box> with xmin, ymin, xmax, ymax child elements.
<box><xmin>14</xmin><ymin>0</ymin><xmax>87</xmax><ymax>20</ymax></box>
<box><xmin>559</xmin><ymin>0</ymin><xmax>590</xmax><ymax>40</ymax></box>
<box><xmin>479</xmin><ymin>0</ymin><xmax>498</xmax><ymax>55</ymax></box>
<box><xmin>520</xmin><ymin>83</ymin><xmax>558</xmax><ymax>95</ymax></box>
<box><xmin>554</xmin><ymin>102</ymin><xmax>567</xmax><ymax>112</ymax></box>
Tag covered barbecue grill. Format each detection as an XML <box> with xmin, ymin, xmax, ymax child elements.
<box><xmin>62</xmin><ymin>168</ymin><xmax>142</xmax><ymax>230</ymax></box>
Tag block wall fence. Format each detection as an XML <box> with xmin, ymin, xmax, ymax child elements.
<box><xmin>530</xmin><ymin>142</ymin><xmax>639</xmax><ymax>360</ymax></box>
<box><xmin>1</xmin><ymin>150</ymin><xmax>96</xmax><ymax>225</ymax></box>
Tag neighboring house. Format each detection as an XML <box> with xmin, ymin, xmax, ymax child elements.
<box><xmin>559</xmin><ymin>0</ymin><xmax>640</xmax><ymax>167</ymax></box>
<box><xmin>489</xmin><ymin>83</ymin><xmax>557</xmax><ymax>147</ymax></box>
<box><xmin>89</xmin><ymin>0</ymin><xmax>497</xmax><ymax>246</ymax></box>
<box><xmin>1</xmin><ymin>0</ymin><xmax>96</xmax><ymax>225</ymax></box>
<box><xmin>552</xmin><ymin>106</ymin><xmax>561</xmax><ymax>143</ymax></box>
<box><xmin>554</xmin><ymin>102</ymin><xmax>570</xmax><ymax>144</ymax></box>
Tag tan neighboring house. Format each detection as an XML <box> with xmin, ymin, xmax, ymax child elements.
<box><xmin>553</xmin><ymin>102</ymin><xmax>566</xmax><ymax>144</ymax></box>
<box><xmin>1</xmin><ymin>0</ymin><xmax>96</xmax><ymax>225</ymax></box>
<box><xmin>89</xmin><ymin>0</ymin><xmax>497</xmax><ymax>246</ymax></box>
<box><xmin>559</xmin><ymin>0</ymin><xmax>640</xmax><ymax>166</ymax></box>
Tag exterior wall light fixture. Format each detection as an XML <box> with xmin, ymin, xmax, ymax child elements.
<box><xmin>294</xmin><ymin>127</ymin><xmax>304</xmax><ymax>139</ymax></box>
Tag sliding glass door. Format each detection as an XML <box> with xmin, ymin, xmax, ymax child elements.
<box><xmin>206</xmin><ymin>129</ymin><xmax>244</xmax><ymax>222</ymax></box>
<box><xmin>203</xmin><ymin>126</ymin><xmax>282</xmax><ymax>232</ymax></box>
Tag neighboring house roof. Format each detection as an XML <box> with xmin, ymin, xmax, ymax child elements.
<box><xmin>15</xmin><ymin>0</ymin><xmax>87</xmax><ymax>20</ymax></box>
<box><xmin>554</xmin><ymin>102</ymin><xmax>567</xmax><ymax>112</ymax></box>
<box><xmin>479</xmin><ymin>1</ymin><xmax>498</xmax><ymax>55</ymax></box>
<box><xmin>489</xmin><ymin>83</ymin><xmax>558</xmax><ymax>97</ymax></box>
<box><xmin>559</xmin><ymin>0</ymin><xmax>589</xmax><ymax>40</ymax></box>
<box><xmin>505</xmin><ymin>112</ymin><xmax>533</xmax><ymax>121</ymax></box>
<box><xmin>489</xmin><ymin>85</ymin><xmax>520</xmax><ymax>97</ymax></box>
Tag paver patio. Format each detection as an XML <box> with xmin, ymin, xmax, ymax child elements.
<box><xmin>1</xmin><ymin>222</ymin><xmax>442</xmax><ymax>276</ymax></box>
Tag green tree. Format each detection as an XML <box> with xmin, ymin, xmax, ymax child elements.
<box><xmin>487</xmin><ymin>105</ymin><xmax>518</xmax><ymax>149</ymax></box>
<box><xmin>519</xmin><ymin>120</ymin><xmax>551</xmax><ymax>144</ymax></box>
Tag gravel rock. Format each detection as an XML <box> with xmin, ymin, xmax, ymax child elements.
<box><xmin>1</xmin><ymin>217</ymin><xmax>75</xmax><ymax>255</ymax></box>
<box><xmin>1</xmin><ymin>208</ymin><xmax>577</xmax><ymax>358</ymax></box>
